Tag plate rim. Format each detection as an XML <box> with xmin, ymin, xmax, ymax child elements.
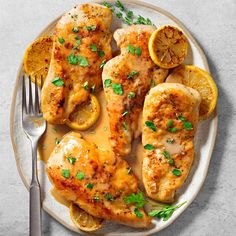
<box><xmin>10</xmin><ymin>0</ymin><xmax>218</xmax><ymax>234</ymax></box>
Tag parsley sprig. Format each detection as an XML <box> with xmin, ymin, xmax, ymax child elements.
<box><xmin>102</xmin><ymin>1</ymin><xmax>154</xmax><ymax>26</ymax></box>
<box><xmin>124</xmin><ymin>191</ymin><xmax>147</xmax><ymax>208</ymax></box>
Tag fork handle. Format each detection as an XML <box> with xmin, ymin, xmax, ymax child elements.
<box><xmin>30</xmin><ymin>183</ymin><xmax>42</xmax><ymax>236</ymax></box>
<box><xmin>29</xmin><ymin>139</ymin><xmax>42</xmax><ymax>236</ymax></box>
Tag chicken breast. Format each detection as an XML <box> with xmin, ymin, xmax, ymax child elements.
<box><xmin>142</xmin><ymin>83</ymin><xmax>201</xmax><ymax>203</ymax></box>
<box><xmin>41</xmin><ymin>3</ymin><xmax>112</xmax><ymax>124</ymax></box>
<box><xmin>47</xmin><ymin>132</ymin><xmax>151</xmax><ymax>228</ymax></box>
<box><xmin>102</xmin><ymin>25</ymin><xmax>168</xmax><ymax>157</ymax></box>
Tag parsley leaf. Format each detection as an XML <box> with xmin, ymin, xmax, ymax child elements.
<box><xmin>122</xmin><ymin>110</ymin><xmax>129</xmax><ymax>116</ymax></box>
<box><xmin>93</xmin><ymin>196</ymin><xmax>100</xmax><ymax>202</ymax></box>
<box><xmin>168</xmin><ymin>127</ymin><xmax>177</xmax><ymax>133</ymax></box>
<box><xmin>76</xmin><ymin>171</ymin><xmax>85</xmax><ymax>180</ymax></box>
<box><xmin>100</xmin><ymin>59</ymin><xmax>106</xmax><ymax>68</ymax></box>
<box><xmin>112</xmin><ymin>83</ymin><xmax>123</xmax><ymax>95</ymax></box>
<box><xmin>128</xmin><ymin>91</ymin><xmax>135</xmax><ymax>99</ymax></box>
<box><xmin>178</xmin><ymin>115</ymin><xmax>186</xmax><ymax>121</ymax></box>
<box><xmin>145</xmin><ymin>121</ymin><xmax>156</xmax><ymax>131</ymax></box>
<box><xmin>127</xmin><ymin>44</ymin><xmax>135</xmax><ymax>54</ymax></box>
<box><xmin>183</xmin><ymin>121</ymin><xmax>193</xmax><ymax>130</ymax></box>
<box><xmin>115</xmin><ymin>0</ymin><xmax>125</xmax><ymax>11</ymax></box>
<box><xmin>58</xmin><ymin>37</ymin><xmax>65</xmax><ymax>44</ymax></box>
<box><xmin>134</xmin><ymin>208</ymin><xmax>143</xmax><ymax>218</ymax></box>
<box><xmin>167</xmin><ymin>119</ymin><xmax>174</xmax><ymax>127</ymax></box>
<box><xmin>134</xmin><ymin>15</ymin><xmax>153</xmax><ymax>25</ymax></box>
<box><xmin>90</xmin><ymin>44</ymin><xmax>97</xmax><ymax>52</ymax></box>
<box><xmin>82</xmin><ymin>81</ymin><xmax>88</xmax><ymax>90</ymax></box>
<box><xmin>127</xmin><ymin>70</ymin><xmax>139</xmax><ymax>79</ymax></box>
<box><xmin>105</xmin><ymin>193</ymin><xmax>114</xmax><ymax>201</ymax></box>
<box><xmin>61</xmin><ymin>169</ymin><xmax>70</xmax><ymax>179</ymax></box>
<box><xmin>86</xmin><ymin>25</ymin><xmax>97</xmax><ymax>31</ymax></box>
<box><xmin>144</xmin><ymin>144</ymin><xmax>154</xmax><ymax>150</ymax></box>
<box><xmin>86</xmin><ymin>183</ymin><xmax>94</xmax><ymax>189</ymax></box>
<box><xmin>166</xmin><ymin>138</ymin><xmax>175</xmax><ymax>144</ymax></box>
<box><xmin>52</xmin><ymin>77</ymin><xmax>64</xmax><ymax>87</ymax></box>
<box><xmin>67</xmin><ymin>157</ymin><xmax>77</xmax><ymax>165</ymax></box>
<box><xmin>72</xmin><ymin>26</ymin><xmax>79</xmax><ymax>33</ymax></box>
<box><xmin>104</xmin><ymin>79</ymin><xmax>112</xmax><ymax>88</ymax></box>
<box><xmin>116</xmin><ymin>12</ymin><xmax>123</xmax><ymax>18</ymax></box>
<box><xmin>67</xmin><ymin>53</ymin><xmax>78</xmax><ymax>65</ymax></box>
<box><xmin>135</xmin><ymin>46</ymin><xmax>142</xmax><ymax>56</ymax></box>
<box><xmin>55</xmin><ymin>138</ymin><xmax>60</xmax><ymax>144</ymax></box>
<box><xmin>77</xmin><ymin>55</ymin><xmax>89</xmax><ymax>67</ymax></box>
<box><xmin>122</xmin><ymin>121</ymin><xmax>128</xmax><ymax>130</ymax></box>
<box><xmin>124</xmin><ymin>192</ymin><xmax>147</xmax><ymax>208</ymax></box>
<box><xmin>98</xmin><ymin>50</ymin><xmax>105</xmax><ymax>57</ymax></box>
<box><xmin>172</xmin><ymin>169</ymin><xmax>182</xmax><ymax>176</ymax></box>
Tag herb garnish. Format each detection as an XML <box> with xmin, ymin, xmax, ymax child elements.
<box><xmin>112</xmin><ymin>83</ymin><xmax>123</xmax><ymax>95</ymax></box>
<box><xmin>72</xmin><ymin>26</ymin><xmax>79</xmax><ymax>33</ymax></box>
<box><xmin>58</xmin><ymin>37</ymin><xmax>65</xmax><ymax>44</ymax></box>
<box><xmin>134</xmin><ymin>208</ymin><xmax>143</xmax><ymax>218</ymax></box>
<box><xmin>61</xmin><ymin>169</ymin><xmax>70</xmax><ymax>179</ymax></box>
<box><xmin>183</xmin><ymin>121</ymin><xmax>193</xmax><ymax>130</ymax></box>
<box><xmin>86</xmin><ymin>183</ymin><xmax>94</xmax><ymax>189</ymax></box>
<box><xmin>105</xmin><ymin>193</ymin><xmax>114</xmax><ymax>201</ymax></box>
<box><xmin>90</xmin><ymin>85</ymin><xmax>95</xmax><ymax>93</ymax></box>
<box><xmin>55</xmin><ymin>138</ymin><xmax>61</xmax><ymax>144</ymax></box>
<box><xmin>178</xmin><ymin>115</ymin><xmax>186</xmax><ymax>121</ymax></box>
<box><xmin>104</xmin><ymin>79</ymin><xmax>112</xmax><ymax>87</ymax></box>
<box><xmin>128</xmin><ymin>91</ymin><xmax>135</xmax><ymax>99</ymax></box>
<box><xmin>148</xmin><ymin>201</ymin><xmax>187</xmax><ymax>221</ymax></box>
<box><xmin>52</xmin><ymin>77</ymin><xmax>64</xmax><ymax>87</ymax></box>
<box><xmin>93</xmin><ymin>196</ymin><xmax>100</xmax><ymax>202</ymax></box>
<box><xmin>135</xmin><ymin>47</ymin><xmax>142</xmax><ymax>56</ymax></box>
<box><xmin>127</xmin><ymin>44</ymin><xmax>135</xmax><ymax>54</ymax></box>
<box><xmin>67</xmin><ymin>157</ymin><xmax>77</xmax><ymax>165</ymax></box>
<box><xmin>76</xmin><ymin>171</ymin><xmax>85</xmax><ymax>180</ymax></box>
<box><xmin>144</xmin><ymin>144</ymin><xmax>154</xmax><ymax>150</ymax></box>
<box><xmin>167</xmin><ymin>119</ymin><xmax>174</xmax><ymax>127</ymax></box>
<box><xmin>168</xmin><ymin>127</ymin><xmax>177</xmax><ymax>133</ymax></box>
<box><xmin>127</xmin><ymin>70</ymin><xmax>139</xmax><ymax>79</ymax></box>
<box><xmin>145</xmin><ymin>121</ymin><xmax>156</xmax><ymax>131</ymax></box>
<box><xmin>86</xmin><ymin>25</ymin><xmax>97</xmax><ymax>31</ymax></box>
<box><xmin>100</xmin><ymin>60</ymin><xmax>106</xmax><ymax>68</ymax></box>
<box><xmin>67</xmin><ymin>53</ymin><xmax>89</xmax><ymax>67</ymax></box>
<box><xmin>67</xmin><ymin>53</ymin><xmax>78</xmax><ymax>65</ymax></box>
<box><xmin>122</xmin><ymin>110</ymin><xmax>129</xmax><ymax>116</ymax></box>
<box><xmin>98</xmin><ymin>50</ymin><xmax>105</xmax><ymax>57</ymax></box>
<box><xmin>52</xmin><ymin>127</ymin><xmax>57</xmax><ymax>133</ymax></box>
<box><xmin>90</xmin><ymin>44</ymin><xmax>97</xmax><ymax>52</ymax></box>
<box><xmin>127</xmin><ymin>167</ymin><xmax>132</xmax><ymax>174</ymax></box>
<box><xmin>116</xmin><ymin>12</ymin><xmax>123</xmax><ymax>18</ymax></box>
<box><xmin>122</xmin><ymin>121</ymin><xmax>128</xmax><ymax>130</ymax></box>
<box><xmin>124</xmin><ymin>192</ymin><xmax>147</xmax><ymax>208</ymax></box>
<box><xmin>163</xmin><ymin>151</ymin><xmax>175</xmax><ymax>166</ymax></box>
<box><xmin>166</xmin><ymin>138</ymin><xmax>175</xmax><ymax>144</ymax></box>
<box><xmin>172</xmin><ymin>168</ymin><xmax>182</xmax><ymax>176</ymax></box>
<box><xmin>82</xmin><ymin>81</ymin><xmax>88</xmax><ymax>90</ymax></box>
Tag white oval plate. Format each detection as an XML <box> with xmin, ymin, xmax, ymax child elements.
<box><xmin>10</xmin><ymin>0</ymin><xmax>218</xmax><ymax>235</ymax></box>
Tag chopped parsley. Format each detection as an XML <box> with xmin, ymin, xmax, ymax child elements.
<box><xmin>134</xmin><ymin>208</ymin><xmax>143</xmax><ymax>218</ymax></box>
<box><xmin>67</xmin><ymin>157</ymin><xmax>77</xmax><ymax>165</ymax></box>
<box><xmin>52</xmin><ymin>127</ymin><xmax>57</xmax><ymax>133</ymax></box>
<box><xmin>52</xmin><ymin>77</ymin><xmax>64</xmax><ymax>87</ymax></box>
<box><xmin>145</xmin><ymin>121</ymin><xmax>156</xmax><ymax>131</ymax></box>
<box><xmin>144</xmin><ymin>144</ymin><xmax>154</xmax><ymax>150</ymax></box>
<box><xmin>128</xmin><ymin>91</ymin><xmax>135</xmax><ymax>99</ymax></box>
<box><xmin>72</xmin><ymin>26</ymin><xmax>79</xmax><ymax>33</ymax></box>
<box><xmin>82</xmin><ymin>81</ymin><xmax>88</xmax><ymax>90</ymax></box>
<box><xmin>148</xmin><ymin>201</ymin><xmax>187</xmax><ymax>221</ymax></box>
<box><xmin>134</xmin><ymin>15</ymin><xmax>153</xmax><ymax>25</ymax></box>
<box><xmin>58</xmin><ymin>37</ymin><xmax>65</xmax><ymax>44</ymax></box>
<box><xmin>61</xmin><ymin>169</ymin><xmax>70</xmax><ymax>179</ymax></box>
<box><xmin>127</xmin><ymin>70</ymin><xmax>139</xmax><ymax>79</ymax></box>
<box><xmin>127</xmin><ymin>44</ymin><xmax>135</xmax><ymax>54</ymax></box>
<box><xmin>89</xmin><ymin>44</ymin><xmax>97</xmax><ymax>52</ymax></box>
<box><xmin>122</xmin><ymin>121</ymin><xmax>128</xmax><ymax>130</ymax></box>
<box><xmin>104</xmin><ymin>79</ymin><xmax>112</xmax><ymax>88</ymax></box>
<box><xmin>127</xmin><ymin>10</ymin><xmax>133</xmax><ymax>19</ymax></box>
<box><xmin>178</xmin><ymin>115</ymin><xmax>186</xmax><ymax>121</ymax></box>
<box><xmin>172</xmin><ymin>168</ymin><xmax>182</xmax><ymax>176</ymax></box>
<box><xmin>67</xmin><ymin>53</ymin><xmax>78</xmax><ymax>65</ymax></box>
<box><xmin>122</xmin><ymin>110</ymin><xmax>129</xmax><ymax>116</ymax></box>
<box><xmin>183</xmin><ymin>121</ymin><xmax>193</xmax><ymax>130</ymax></box>
<box><xmin>163</xmin><ymin>151</ymin><xmax>175</xmax><ymax>166</ymax></box>
<box><xmin>166</xmin><ymin>138</ymin><xmax>175</xmax><ymax>144</ymax></box>
<box><xmin>90</xmin><ymin>84</ymin><xmax>95</xmax><ymax>93</ymax></box>
<box><xmin>86</xmin><ymin>25</ymin><xmax>97</xmax><ymax>31</ymax></box>
<box><xmin>86</xmin><ymin>183</ymin><xmax>94</xmax><ymax>189</ymax></box>
<box><xmin>105</xmin><ymin>193</ymin><xmax>114</xmax><ymax>201</ymax></box>
<box><xmin>168</xmin><ymin>127</ymin><xmax>177</xmax><ymax>133</ymax></box>
<box><xmin>77</xmin><ymin>55</ymin><xmax>89</xmax><ymax>67</ymax></box>
<box><xmin>55</xmin><ymin>138</ymin><xmax>60</xmax><ymax>144</ymax></box>
<box><xmin>100</xmin><ymin>60</ymin><xmax>106</xmax><ymax>68</ymax></box>
<box><xmin>115</xmin><ymin>0</ymin><xmax>125</xmax><ymax>11</ymax></box>
<box><xmin>124</xmin><ymin>191</ymin><xmax>147</xmax><ymax>208</ymax></box>
<box><xmin>112</xmin><ymin>83</ymin><xmax>123</xmax><ymax>95</ymax></box>
<box><xmin>116</xmin><ymin>12</ymin><xmax>123</xmax><ymax>18</ymax></box>
<box><xmin>163</xmin><ymin>150</ymin><xmax>170</xmax><ymax>159</ymax></box>
<box><xmin>167</xmin><ymin>119</ymin><xmax>174</xmax><ymax>127</ymax></box>
<box><xmin>98</xmin><ymin>50</ymin><xmax>105</xmax><ymax>57</ymax></box>
<box><xmin>135</xmin><ymin>47</ymin><xmax>142</xmax><ymax>56</ymax></box>
<box><xmin>93</xmin><ymin>196</ymin><xmax>100</xmax><ymax>202</ymax></box>
<box><xmin>76</xmin><ymin>171</ymin><xmax>85</xmax><ymax>180</ymax></box>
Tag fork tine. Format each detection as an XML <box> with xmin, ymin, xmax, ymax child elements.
<box><xmin>28</xmin><ymin>76</ymin><xmax>33</xmax><ymax>114</ymax></box>
<box><xmin>34</xmin><ymin>76</ymin><xmax>40</xmax><ymax>114</ymax></box>
<box><xmin>22</xmin><ymin>75</ymin><xmax>27</xmax><ymax>114</ymax></box>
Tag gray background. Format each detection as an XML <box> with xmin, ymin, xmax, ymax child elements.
<box><xmin>0</xmin><ymin>0</ymin><xmax>236</xmax><ymax>235</ymax></box>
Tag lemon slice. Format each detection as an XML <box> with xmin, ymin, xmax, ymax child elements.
<box><xmin>66</xmin><ymin>94</ymin><xmax>101</xmax><ymax>130</ymax></box>
<box><xmin>149</xmin><ymin>25</ymin><xmax>188</xmax><ymax>69</ymax></box>
<box><xmin>70</xmin><ymin>203</ymin><xmax>103</xmax><ymax>232</ymax></box>
<box><xmin>166</xmin><ymin>65</ymin><xmax>218</xmax><ymax>119</ymax></box>
<box><xmin>23</xmin><ymin>36</ymin><xmax>53</xmax><ymax>85</ymax></box>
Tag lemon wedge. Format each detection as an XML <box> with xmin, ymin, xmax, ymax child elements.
<box><xmin>70</xmin><ymin>203</ymin><xmax>103</xmax><ymax>232</ymax></box>
<box><xmin>23</xmin><ymin>36</ymin><xmax>53</xmax><ymax>85</ymax></box>
<box><xmin>66</xmin><ymin>94</ymin><xmax>101</xmax><ymax>130</ymax></box>
<box><xmin>149</xmin><ymin>25</ymin><xmax>188</xmax><ymax>69</ymax></box>
<box><xmin>166</xmin><ymin>65</ymin><xmax>218</xmax><ymax>119</ymax></box>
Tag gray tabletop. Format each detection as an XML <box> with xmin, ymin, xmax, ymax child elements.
<box><xmin>1</xmin><ymin>0</ymin><xmax>236</xmax><ymax>235</ymax></box>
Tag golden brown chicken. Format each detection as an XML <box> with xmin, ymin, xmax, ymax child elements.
<box><xmin>142</xmin><ymin>83</ymin><xmax>201</xmax><ymax>203</ymax></box>
<box><xmin>102</xmin><ymin>25</ymin><xmax>168</xmax><ymax>158</ymax></box>
<box><xmin>47</xmin><ymin>132</ymin><xmax>151</xmax><ymax>228</ymax></box>
<box><xmin>41</xmin><ymin>3</ymin><xmax>112</xmax><ymax>124</ymax></box>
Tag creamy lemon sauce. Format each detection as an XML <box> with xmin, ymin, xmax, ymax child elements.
<box><xmin>38</xmin><ymin>91</ymin><xmax>144</xmax><ymax>183</ymax></box>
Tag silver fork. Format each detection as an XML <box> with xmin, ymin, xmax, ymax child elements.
<box><xmin>22</xmin><ymin>75</ymin><xmax>46</xmax><ymax>236</ymax></box>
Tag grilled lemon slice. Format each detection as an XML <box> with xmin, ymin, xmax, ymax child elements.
<box><xmin>70</xmin><ymin>203</ymin><xmax>103</xmax><ymax>232</ymax></box>
<box><xmin>166</xmin><ymin>65</ymin><xmax>218</xmax><ymax>119</ymax></box>
<box><xmin>66</xmin><ymin>94</ymin><xmax>101</xmax><ymax>130</ymax></box>
<box><xmin>149</xmin><ymin>25</ymin><xmax>188</xmax><ymax>69</ymax></box>
<box><xmin>23</xmin><ymin>36</ymin><xmax>53</xmax><ymax>85</ymax></box>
